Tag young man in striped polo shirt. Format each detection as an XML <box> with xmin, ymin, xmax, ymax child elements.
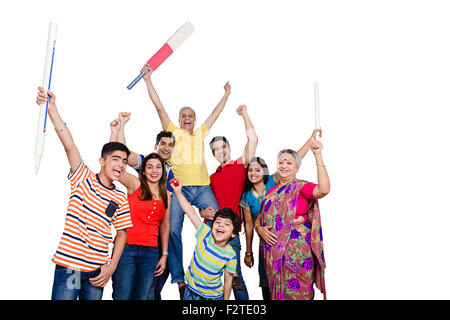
<box><xmin>36</xmin><ymin>87</ymin><xmax>134</xmax><ymax>300</ymax></box>
<box><xmin>170</xmin><ymin>178</ymin><xmax>240</xmax><ymax>300</ymax></box>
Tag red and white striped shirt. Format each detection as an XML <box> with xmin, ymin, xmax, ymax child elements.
<box><xmin>52</xmin><ymin>161</ymin><xmax>133</xmax><ymax>272</ymax></box>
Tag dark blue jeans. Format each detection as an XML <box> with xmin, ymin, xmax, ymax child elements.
<box><xmin>183</xmin><ymin>286</ymin><xmax>223</xmax><ymax>300</ymax></box>
<box><xmin>51</xmin><ymin>264</ymin><xmax>103</xmax><ymax>300</ymax></box>
<box><xmin>229</xmin><ymin>233</ymin><xmax>249</xmax><ymax>300</ymax></box>
<box><xmin>148</xmin><ymin>265</ymin><xmax>169</xmax><ymax>300</ymax></box>
<box><xmin>147</xmin><ymin>234</ymin><xmax>170</xmax><ymax>300</ymax></box>
<box><xmin>258</xmin><ymin>240</ymin><xmax>271</xmax><ymax>300</ymax></box>
<box><xmin>112</xmin><ymin>244</ymin><xmax>159</xmax><ymax>300</ymax></box>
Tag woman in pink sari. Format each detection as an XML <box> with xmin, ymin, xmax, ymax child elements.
<box><xmin>255</xmin><ymin>137</ymin><xmax>330</xmax><ymax>300</ymax></box>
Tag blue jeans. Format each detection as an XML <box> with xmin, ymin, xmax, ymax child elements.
<box><xmin>148</xmin><ymin>265</ymin><xmax>169</xmax><ymax>300</ymax></box>
<box><xmin>258</xmin><ymin>242</ymin><xmax>271</xmax><ymax>300</ymax></box>
<box><xmin>168</xmin><ymin>185</ymin><xmax>219</xmax><ymax>284</ymax></box>
<box><xmin>112</xmin><ymin>244</ymin><xmax>159</xmax><ymax>300</ymax></box>
<box><xmin>183</xmin><ymin>286</ymin><xmax>223</xmax><ymax>300</ymax></box>
<box><xmin>51</xmin><ymin>264</ymin><xmax>103</xmax><ymax>300</ymax></box>
<box><xmin>229</xmin><ymin>234</ymin><xmax>249</xmax><ymax>300</ymax></box>
<box><xmin>147</xmin><ymin>234</ymin><xmax>170</xmax><ymax>300</ymax></box>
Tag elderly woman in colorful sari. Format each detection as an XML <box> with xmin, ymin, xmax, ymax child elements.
<box><xmin>254</xmin><ymin>137</ymin><xmax>330</xmax><ymax>300</ymax></box>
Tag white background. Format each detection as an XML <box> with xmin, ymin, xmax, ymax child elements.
<box><xmin>1</xmin><ymin>0</ymin><xmax>450</xmax><ymax>300</ymax></box>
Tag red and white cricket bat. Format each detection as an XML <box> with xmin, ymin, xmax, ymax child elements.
<box><xmin>127</xmin><ymin>22</ymin><xmax>195</xmax><ymax>89</ymax></box>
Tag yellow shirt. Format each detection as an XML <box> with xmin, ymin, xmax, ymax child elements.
<box><xmin>167</xmin><ymin>121</ymin><xmax>210</xmax><ymax>186</ymax></box>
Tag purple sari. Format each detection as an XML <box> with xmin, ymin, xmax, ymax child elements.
<box><xmin>261</xmin><ymin>179</ymin><xmax>326</xmax><ymax>300</ymax></box>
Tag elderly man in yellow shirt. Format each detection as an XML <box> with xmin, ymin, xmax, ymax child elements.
<box><xmin>140</xmin><ymin>65</ymin><xmax>230</xmax><ymax>298</ymax></box>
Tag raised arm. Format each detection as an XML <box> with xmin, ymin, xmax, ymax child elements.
<box><xmin>142</xmin><ymin>65</ymin><xmax>171</xmax><ymax>130</ymax></box>
<box><xmin>204</xmin><ymin>82</ymin><xmax>231</xmax><ymax>130</ymax></box>
<box><xmin>118</xmin><ymin>171</ymin><xmax>140</xmax><ymax>195</ymax></box>
<box><xmin>311</xmin><ymin>138</ymin><xmax>330</xmax><ymax>199</ymax></box>
<box><xmin>109</xmin><ymin>113</ymin><xmax>140</xmax><ymax>169</ymax></box>
<box><xmin>36</xmin><ymin>87</ymin><xmax>81</xmax><ymax>173</ymax></box>
<box><xmin>236</xmin><ymin>105</ymin><xmax>258</xmax><ymax>167</ymax></box>
<box><xmin>297</xmin><ymin>129</ymin><xmax>322</xmax><ymax>159</ymax></box>
<box><xmin>170</xmin><ymin>178</ymin><xmax>202</xmax><ymax>230</ymax></box>
<box><xmin>109</xmin><ymin>112</ymin><xmax>130</xmax><ymax>145</ymax></box>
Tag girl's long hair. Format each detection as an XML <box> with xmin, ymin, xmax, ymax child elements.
<box><xmin>242</xmin><ymin>157</ymin><xmax>270</xmax><ymax>194</ymax></box>
<box><xmin>138</xmin><ymin>152</ymin><xmax>168</xmax><ymax>208</ymax></box>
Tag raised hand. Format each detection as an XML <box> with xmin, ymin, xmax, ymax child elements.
<box><xmin>110</xmin><ymin>119</ymin><xmax>120</xmax><ymax>135</ymax></box>
<box><xmin>310</xmin><ymin>128</ymin><xmax>322</xmax><ymax>142</ymax></box>
<box><xmin>36</xmin><ymin>87</ymin><xmax>56</xmax><ymax>110</ymax></box>
<box><xmin>311</xmin><ymin>138</ymin><xmax>323</xmax><ymax>155</ymax></box>
<box><xmin>140</xmin><ymin>64</ymin><xmax>153</xmax><ymax>82</ymax></box>
<box><xmin>118</xmin><ymin>112</ymin><xmax>131</xmax><ymax>125</ymax></box>
<box><xmin>224</xmin><ymin>81</ymin><xmax>231</xmax><ymax>96</ymax></box>
<box><xmin>236</xmin><ymin>104</ymin><xmax>247</xmax><ymax>117</ymax></box>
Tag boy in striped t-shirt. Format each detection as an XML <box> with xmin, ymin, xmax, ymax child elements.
<box><xmin>36</xmin><ymin>88</ymin><xmax>133</xmax><ymax>300</ymax></box>
<box><xmin>170</xmin><ymin>178</ymin><xmax>240</xmax><ymax>300</ymax></box>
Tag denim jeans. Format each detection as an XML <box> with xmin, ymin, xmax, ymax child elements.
<box><xmin>147</xmin><ymin>234</ymin><xmax>170</xmax><ymax>300</ymax></box>
<box><xmin>228</xmin><ymin>233</ymin><xmax>249</xmax><ymax>300</ymax></box>
<box><xmin>183</xmin><ymin>286</ymin><xmax>223</xmax><ymax>300</ymax></box>
<box><xmin>112</xmin><ymin>244</ymin><xmax>159</xmax><ymax>300</ymax></box>
<box><xmin>258</xmin><ymin>245</ymin><xmax>271</xmax><ymax>300</ymax></box>
<box><xmin>148</xmin><ymin>265</ymin><xmax>169</xmax><ymax>300</ymax></box>
<box><xmin>168</xmin><ymin>185</ymin><xmax>219</xmax><ymax>284</ymax></box>
<box><xmin>51</xmin><ymin>264</ymin><xmax>103</xmax><ymax>300</ymax></box>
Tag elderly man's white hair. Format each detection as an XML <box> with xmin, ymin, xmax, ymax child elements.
<box><xmin>178</xmin><ymin>106</ymin><xmax>196</xmax><ymax>120</ymax></box>
<box><xmin>277</xmin><ymin>149</ymin><xmax>302</xmax><ymax>167</ymax></box>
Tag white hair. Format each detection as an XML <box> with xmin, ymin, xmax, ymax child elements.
<box><xmin>277</xmin><ymin>149</ymin><xmax>302</xmax><ymax>167</ymax></box>
<box><xmin>178</xmin><ymin>106</ymin><xmax>196</xmax><ymax>120</ymax></box>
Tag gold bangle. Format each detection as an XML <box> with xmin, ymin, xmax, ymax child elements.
<box><xmin>245</xmin><ymin>252</ymin><xmax>253</xmax><ymax>257</ymax></box>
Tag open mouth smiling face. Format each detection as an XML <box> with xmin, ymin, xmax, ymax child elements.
<box><xmin>277</xmin><ymin>153</ymin><xmax>299</xmax><ymax>180</ymax></box>
<box><xmin>248</xmin><ymin>162</ymin><xmax>264</xmax><ymax>184</ymax></box>
<box><xmin>103</xmin><ymin>151</ymin><xmax>128</xmax><ymax>181</ymax></box>
<box><xmin>144</xmin><ymin>159</ymin><xmax>163</xmax><ymax>183</ymax></box>
<box><xmin>212</xmin><ymin>217</ymin><xmax>235</xmax><ymax>245</ymax></box>
<box><xmin>212</xmin><ymin>141</ymin><xmax>231</xmax><ymax>165</ymax></box>
<box><xmin>178</xmin><ymin>108</ymin><xmax>196</xmax><ymax>132</ymax></box>
<box><xmin>156</xmin><ymin>137</ymin><xmax>174</xmax><ymax>161</ymax></box>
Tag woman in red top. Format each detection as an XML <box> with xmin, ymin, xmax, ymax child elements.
<box><xmin>112</xmin><ymin>153</ymin><xmax>171</xmax><ymax>300</ymax></box>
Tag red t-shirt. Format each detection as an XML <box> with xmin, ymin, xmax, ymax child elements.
<box><xmin>267</xmin><ymin>182</ymin><xmax>317</xmax><ymax>219</ymax></box>
<box><xmin>126</xmin><ymin>186</ymin><xmax>167</xmax><ymax>247</ymax></box>
<box><xmin>210</xmin><ymin>157</ymin><xmax>247</xmax><ymax>218</ymax></box>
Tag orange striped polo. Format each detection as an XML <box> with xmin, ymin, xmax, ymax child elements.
<box><xmin>52</xmin><ymin>160</ymin><xmax>133</xmax><ymax>272</ymax></box>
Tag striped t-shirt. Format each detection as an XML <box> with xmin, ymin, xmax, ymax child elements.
<box><xmin>185</xmin><ymin>223</ymin><xmax>237</xmax><ymax>299</ymax></box>
<box><xmin>52</xmin><ymin>160</ymin><xmax>133</xmax><ymax>272</ymax></box>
